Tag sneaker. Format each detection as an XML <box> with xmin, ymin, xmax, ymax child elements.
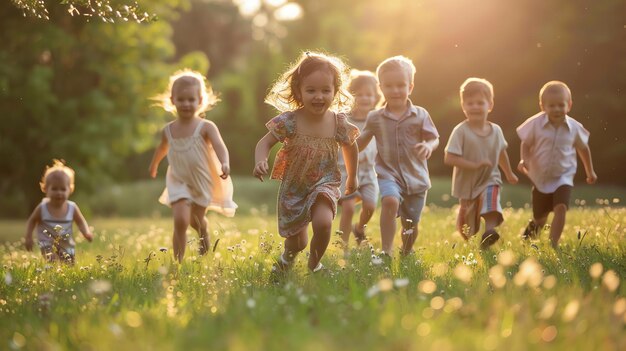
<box><xmin>311</xmin><ymin>262</ymin><xmax>324</xmax><ymax>273</ymax></box>
<box><xmin>522</xmin><ymin>220</ymin><xmax>539</xmax><ymax>240</ymax></box>
<box><xmin>480</xmin><ymin>229</ymin><xmax>500</xmax><ymax>249</ymax></box>
<box><xmin>353</xmin><ymin>223</ymin><xmax>367</xmax><ymax>245</ymax></box>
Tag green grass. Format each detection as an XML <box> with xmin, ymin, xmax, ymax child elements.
<box><xmin>1</xmin><ymin>206</ymin><xmax>625</xmax><ymax>350</ymax></box>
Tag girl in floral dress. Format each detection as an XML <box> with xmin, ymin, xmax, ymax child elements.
<box><xmin>253</xmin><ymin>51</ymin><xmax>360</xmax><ymax>272</ymax></box>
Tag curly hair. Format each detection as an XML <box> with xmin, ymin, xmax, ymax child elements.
<box><xmin>40</xmin><ymin>159</ymin><xmax>75</xmax><ymax>193</ymax></box>
<box><xmin>265</xmin><ymin>51</ymin><xmax>353</xmax><ymax>113</ymax></box>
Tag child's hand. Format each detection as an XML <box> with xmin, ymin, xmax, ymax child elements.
<box><xmin>506</xmin><ymin>172</ymin><xmax>519</xmax><ymax>185</ymax></box>
<box><xmin>220</xmin><ymin>163</ymin><xmax>230</xmax><ymax>180</ymax></box>
<box><xmin>517</xmin><ymin>160</ymin><xmax>529</xmax><ymax>175</ymax></box>
<box><xmin>84</xmin><ymin>232</ymin><xmax>94</xmax><ymax>242</ymax></box>
<box><xmin>586</xmin><ymin>171</ymin><xmax>598</xmax><ymax>184</ymax></box>
<box><xmin>149</xmin><ymin>166</ymin><xmax>158</xmax><ymax>178</ymax></box>
<box><xmin>414</xmin><ymin>142</ymin><xmax>433</xmax><ymax>160</ymax></box>
<box><xmin>475</xmin><ymin>160</ymin><xmax>493</xmax><ymax>169</ymax></box>
<box><xmin>24</xmin><ymin>235</ymin><xmax>33</xmax><ymax>251</ymax></box>
<box><xmin>253</xmin><ymin>160</ymin><xmax>269</xmax><ymax>182</ymax></box>
<box><xmin>345</xmin><ymin>177</ymin><xmax>358</xmax><ymax>195</ymax></box>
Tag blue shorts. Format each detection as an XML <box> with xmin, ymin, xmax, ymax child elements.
<box><xmin>378</xmin><ymin>178</ymin><xmax>427</xmax><ymax>228</ymax></box>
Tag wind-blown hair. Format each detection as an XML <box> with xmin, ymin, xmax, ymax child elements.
<box><xmin>155</xmin><ymin>69</ymin><xmax>220</xmax><ymax>116</ymax></box>
<box><xmin>265</xmin><ymin>51</ymin><xmax>353</xmax><ymax>113</ymax></box>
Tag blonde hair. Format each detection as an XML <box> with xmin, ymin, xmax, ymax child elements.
<box><xmin>348</xmin><ymin>69</ymin><xmax>382</xmax><ymax>107</ymax></box>
<box><xmin>539</xmin><ymin>80</ymin><xmax>572</xmax><ymax>104</ymax></box>
<box><xmin>376</xmin><ymin>55</ymin><xmax>416</xmax><ymax>84</ymax></box>
<box><xmin>156</xmin><ymin>69</ymin><xmax>220</xmax><ymax>116</ymax></box>
<box><xmin>460</xmin><ymin>77</ymin><xmax>494</xmax><ymax>104</ymax></box>
<box><xmin>265</xmin><ymin>51</ymin><xmax>353</xmax><ymax>113</ymax></box>
<box><xmin>39</xmin><ymin>159</ymin><xmax>75</xmax><ymax>193</ymax></box>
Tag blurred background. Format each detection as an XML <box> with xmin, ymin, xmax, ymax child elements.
<box><xmin>1</xmin><ymin>0</ymin><xmax>624</xmax><ymax>218</ymax></box>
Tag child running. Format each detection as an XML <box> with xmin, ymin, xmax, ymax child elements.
<box><xmin>357</xmin><ymin>56</ymin><xmax>440</xmax><ymax>257</ymax></box>
<box><xmin>337</xmin><ymin>70</ymin><xmax>381</xmax><ymax>253</ymax></box>
<box><xmin>517</xmin><ymin>80</ymin><xmax>597</xmax><ymax>248</ymax></box>
<box><xmin>149</xmin><ymin>69</ymin><xmax>237</xmax><ymax>263</ymax></box>
<box><xmin>253</xmin><ymin>51</ymin><xmax>360</xmax><ymax>272</ymax></box>
<box><xmin>24</xmin><ymin>160</ymin><xmax>93</xmax><ymax>264</ymax></box>
<box><xmin>444</xmin><ymin>78</ymin><xmax>518</xmax><ymax>249</ymax></box>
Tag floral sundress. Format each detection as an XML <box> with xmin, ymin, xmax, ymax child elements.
<box><xmin>267</xmin><ymin>111</ymin><xmax>360</xmax><ymax>237</ymax></box>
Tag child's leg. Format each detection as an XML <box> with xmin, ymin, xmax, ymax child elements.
<box><xmin>357</xmin><ymin>200</ymin><xmax>376</xmax><ymax>232</ymax></box>
<box><xmin>399</xmin><ymin>191</ymin><xmax>426</xmax><ymax>255</ymax></box>
<box><xmin>309</xmin><ymin>195</ymin><xmax>334</xmax><ymax>270</ymax></box>
<box><xmin>548</xmin><ymin>185</ymin><xmax>572</xmax><ymax>248</ymax></box>
<box><xmin>549</xmin><ymin>204</ymin><xmax>567</xmax><ymax>247</ymax></box>
<box><xmin>283</xmin><ymin>228</ymin><xmax>308</xmax><ymax>263</ymax></box>
<box><xmin>172</xmin><ymin>200</ymin><xmax>191</xmax><ymax>263</ymax></box>
<box><xmin>190</xmin><ymin>204</ymin><xmax>209</xmax><ymax>255</ymax></box>
<box><xmin>483</xmin><ymin>212</ymin><xmax>501</xmax><ymax>232</ymax></box>
<box><xmin>380</xmin><ymin>196</ymin><xmax>400</xmax><ymax>254</ymax></box>
<box><xmin>339</xmin><ymin>198</ymin><xmax>356</xmax><ymax>246</ymax></box>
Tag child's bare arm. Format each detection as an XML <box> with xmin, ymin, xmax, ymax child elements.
<box><xmin>73</xmin><ymin>205</ymin><xmax>93</xmax><ymax>242</ymax></box>
<box><xmin>444</xmin><ymin>152</ymin><xmax>492</xmax><ymax>170</ymax></box>
<box><xmin>414</xmin><ymin>138</ymin><xmax>439</xmax><ymax>160</ymax></box>
<box><xmin>576</xmin><ymin>144</ymin><xmax>597</xmax><ymax>184</ymax></box>
<box><xmin>24</xmin><ymin>205</ymin><xmax>42</xmax><ymax>251</ymax></box>
<box><xmin>342</xmin><ymin>142</ymin><xmax>359</xmax><ymax>195</ymax></box>
<box><xmin>355</xmin><ymin>133</ymin><xmax>373</xmax><ymax>152</ymax></box>
<box><xmin>517</xmin><ymin>141</ymin><xmax>531</xmax><ymax>176</ymax></box>
<box><xmin>204</xmin><ymin>121</ymin><xmax>231</xmax><ymax>179</ymax></box>
<box><xmin>253</xmin><ymin>132</ymin><xmax>279</xmax><ymax>182</ymax></box>
<box><xmin>149</xmin><ymin>129</ymin><xmax>169</xmax><ymax>178</ymax></box>
<box><xmin>498</xmin><ymin>149</ymin><xmax>519</xmax><ymax>184</ymax></box>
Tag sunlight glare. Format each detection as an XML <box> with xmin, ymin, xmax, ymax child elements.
<box><xmin>235</xmin><ymin>0</ymin><xmax>261</xmax><ymax>17</ymax></box>
<box><xmin>274</xmin><ymin>3</ymin><xmax>303</xmax><ymax>21</ymax></box>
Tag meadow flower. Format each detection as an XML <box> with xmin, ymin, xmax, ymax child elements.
<box><xmin>513</xmin><ymin>257</ymin><xmax>544</xmax><ymax>287</ymax></box>
<box><xmin>488</xmin><ymin>265</ymin><xmax>507</xmax><ymax>289</ymax></box>
<box><xmin>497</xmin><ymin>250</ymin><xmax>516</xmax><ymax>266</ymax></box>
<box><xmin>418</xmin><ymin>280</ymin><xmax>437</xmax><ymax>294</ymax></box>
<box><xmin>562</xmin><ymin>300</ymin><xmax>579</xmax><ymax>322</ymax></box>
<box><xmin>454</xmin><ymin>264</ymin><xmax>473</xmax><ymax>283</ymax></box>
<box><xmin>4</xmin><ymin>272</ymin><xmax>12</xmax><ymax>285</ymax></box>
<box><xmin>589</xmin><ymin>262</ymin><xmax>603</xmax><ymax>279</ymax></box>
<box><xmin>602</xmin><ymin>270</ymin><xmax>620</xmax><ymax>292</ymax></box>
<box><xmin>394</xmin><ymin>278</ymin><xmax>409</xmax><ymax>288</ymax></box>
<box><xmin>90</xmin><ymin>279</ymin><xmax>112</xmax><ymax>294</ymax></box>
<box><xmin>246</xmin><ymin>298</ymin><xmax>256</xmax><ymax>308</ymax></box>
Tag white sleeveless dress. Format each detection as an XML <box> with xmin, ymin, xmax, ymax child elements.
<box><xmin>158</xmin><ymin>121</ymin><xmax>237</xmax><ymax>217</ymax></box>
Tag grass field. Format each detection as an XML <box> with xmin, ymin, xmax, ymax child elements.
<box><xmin>1</xmin><ymin>201</ymin><xmax>625</xmax><ymax>350</ymax></box>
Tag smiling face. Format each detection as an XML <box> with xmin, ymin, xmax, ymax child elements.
<box><xmin>44</xmin><ymin>172</ymin><xmax>72</xmax><ymax>206</ymax></box>
<box><xmin>171</xmin><ymin>83</ymin><xmax>202</xmax><ymax>120</ymax></box>
<box><xmin>379</xmin><ymin>69</ymin><xmax>413</xmax><ymax>111</ymax></box>
<box><xmin>352</xmin><ymin>84</ymin><xmax>378</xmax><ymax>118</ymax></box>
<box><xmin>541</xmin><ymin>88</ymin><xmax>572</xmax><ymax>122</ymax></box>
<box><xmin>462</xmin><ymin>93</ymin><xmax>493</xmax><ymax>123</ymax></box>
<box><xmin>298</xmin><ymin>69</ymin><xmax>336</xmax><ymax>117</ymax></box>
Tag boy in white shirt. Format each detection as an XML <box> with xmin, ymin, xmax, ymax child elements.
<box><xmin>516</xmin><ymin>81</ymin><xmax>597</xmax><ymax>248</ymax></box>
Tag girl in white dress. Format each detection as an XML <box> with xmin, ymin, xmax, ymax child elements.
<box><xmin>149</xmin><ymin>69</ymin><xmax>237</xmax><ymax>262</ymax></box>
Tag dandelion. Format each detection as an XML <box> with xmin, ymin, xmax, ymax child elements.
<box><xmin>454</xmin><ymin>264</ymin><xmax>473</xmax><ymax>283</ymax></box>
<box><xmin>109</xmin><ymin>323</ymin><xmax>123</xmax><ymax>337</ymax></box>
<box><xmin>371</xmin><ymin>256</ymin><xmax>383</xmax><ymax>265</ymax></box>
<box><xmin>489</xmin><ymin>265</ymin><xmax>507</xmax><ymax>289</ymax></box>
<box><xmin>378</xmin><ymin>278</ymin><xmax>394</xmax><ymax>292</ymax></box>
<box><xmin>589</xmin><ymin>262</ymin><xmax>603</xmax><ymax>279</ymax></box>
<box><xmin>513</xmin><ymin>257</ymin><xmax>544</xmax><ymax>287</ymax></box>
<box><xmin>497</xmin><ymin>250</ymin><xmax>516</xmax><ymax>266</ymax></box>
<box><xmin>366</xmin><ymin>285</ymin><xmax>380</xmax><ymax>298</ymax></box>
<box><xmin>394</xmin><ymin>278</ymin><xmax>409</xmax><ymax>288</ymax></box>
<box><xmin>125</xmin><ymin>311</ymin><xmax>143</xmax><ymax>327</ymax></box>
<box><xmin>562</xmin><ymin>300</ymin><xmax>580</xmax><ymax>322</ymax></box>
<box><xmin>90</xmin><ymin>279</ymin><xmax>112</xmax><ymax>294</ymax></box>
<box><xmin>335</xmin><ymin>230</ymin><xmax>343</xmax><ymax>236</ymax></box>
<box><xmin>418</xmin><ymin>280</ymin><xmax>437</xmax><ymax>294</ymax></box>
<box><xmin>602</xmin><ymin>270</ymin><xmax>620</xmax><ymax>292</ymax></box>
<box><xmin>4</xmin><ymin>272</ymin><xmax>12</xmax><ymax>285</ymax></box>
<box><xmin>613</xmin><ymin>298</ymin><xmax>626</xmax><ymax>316</ymax></box>
<box><xmin>246</xmin><ymin>298</ymin><xmax>256</xmax><ymax>308</ymax></box>
<box><xmin>431</xmin><ymin>263</ymin><xmax>448</xmax><ymax>277</ymax></box>
<box><xmin>53</xmin><ymin>224</ymin><xmax>63</xmax><ymax>233</ymax></box>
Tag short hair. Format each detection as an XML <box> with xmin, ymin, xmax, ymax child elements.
<box><xmin>156</xmin><ymin>69</ymin><xmax>220</xmax><ymax>116</ymax></box>
<box><xmin>348</xmin><ymin>69</ymin><xmax>382</xmax><ymax>105</ymax></box>
<box><xmin>265</xmin><ymin>51</ymin><xmax>353</xmax><ymax>113</ymax></box>
<box><xmin>376</xmin><ymin>56</ymin><xmax>416</xmax><ymax>84</ymax></box>
<box><xmin>539</xmin><ymin>81</ymin><xmax>572</xmax><ymax>104</ymax></box>
<box><xmin>40</xmin><ymin>159</ymin><xmax>75</xmax><ymax>193</ymax></box>
<box><xmin>460</xmin><ymin>78</ymin><xmax>494</xmax><ymax>104</ymax></box>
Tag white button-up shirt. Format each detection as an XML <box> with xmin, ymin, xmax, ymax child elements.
<box><xmin>516</xmin><ymin>112</ymin><xmax>590</xmax><ymax>193</ymax></box>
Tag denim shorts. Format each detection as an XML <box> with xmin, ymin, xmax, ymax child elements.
<box><xmin>378</xmin><ymin>178</ymin><xmax>427</xmax><ymax>228</ymax></box>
